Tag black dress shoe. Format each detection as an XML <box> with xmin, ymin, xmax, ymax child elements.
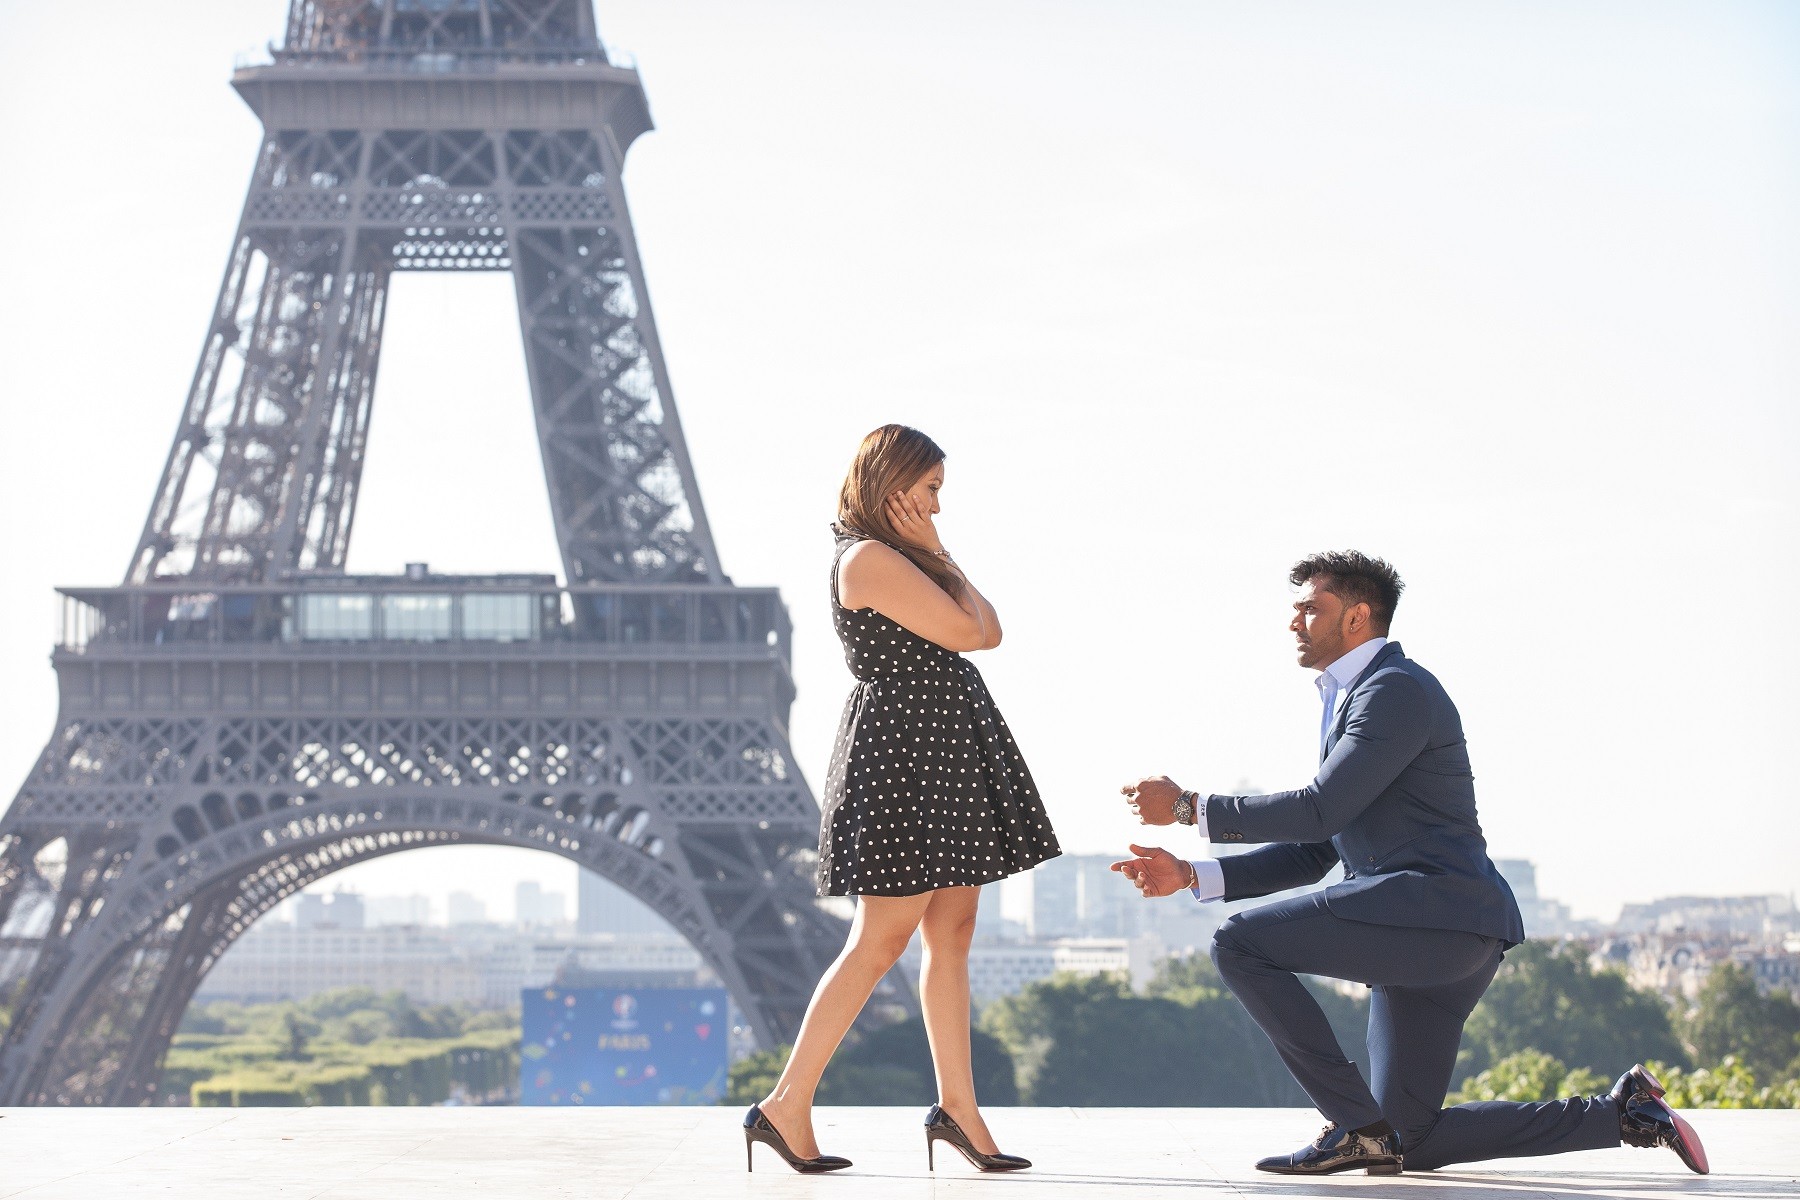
<box><xmin>1609</xmin><ymin>1063</ymin><xmax>1666</xmax><ymax>1106</ymax></box>
<box><xmin>1255</xmin><ymin>1124</ymin><xmax>1403</xmax><ymax>1175</ymax></box>
<box><xmin>1620</xmin><ymin>1093</ymin><xmax>1709</xmax><ymax>1175</ymax></box>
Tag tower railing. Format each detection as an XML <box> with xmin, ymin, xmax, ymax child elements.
<box><xmin>55</xmin><ymin>582</ymin><xmax>790</xmax><ymax>658</ymax></box>
<box><xmin>237</xmin><ymin>44</ymin><xmax>636</xmax><ymax>71</ymax></box>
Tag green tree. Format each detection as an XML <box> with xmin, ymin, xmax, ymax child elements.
<box><xmin>1456</xmin><ymin>941</ymin><xmax>1686</xmax><ymax>1084</ymax></box>
<box><xmin>325</xmin><ymin>1010</ymin><xmax>391</xmax><ymax>1046</ymax></box>
<box><xmin>1681</xmin><ymin>964</ymin><xmax>1800</xmax><ymax>1083</ymax></box>
<box><xmin>301</xmin><ymin>988</ymin><xmax>390</xmax><ymax>1020</ymax></box>
<box><xmin>728</xmin><ymin>1045</ymin><xmax>786</xmax><ymax>1105</ymax></box>
<box><xmin>833</xmin><ymin>1015</ymin><xmax>1019</xmax><ymax>1105</ymax></box>
<box><xmin>981</xmin><ymin>971</ymin><xmax>1322</xmax><ymax>1106</ymax></box>
<box><xmin>1147</xmin><ymin>952</ymin><xmax>1372</xmax><ymax>1076</ymax></box>
<box><xmin>462</xmin><ymin>1007</ymin><xmax>522</xmax><ymax>1034</ymax></box>
<box><xmin>0</xmin><ymin>978</ymin><xmax>20</xmax><ymax>1036</ymax></box>
<box><xmin>278</xmin><ymin>1011</ymin><xmax>317</xmax><ymax>1062</ymax></box>
<box><xmin>1647</xmin><ymin>1058</ymin><xmax>1800</xmax><ymax>1109</ymax></box>
<box><xmin>166</xmin><ymin>996</ymin><xmax>519</xmax><ymax>1105</ymax></box>
<box><xmin>1143</xmin><ymin>951</ymin><xmax>1236</xmax><ymax>1003</ymax></box>
<box><xmin>1446</xmin><ymin>1050</ymin><xmax>1607</xmax><ymax>1104</ymax></box>
<box><xmin>725</xmin><ymin>1017</ymin><xmax>1017</xmax><ymax>1106</ymax></box>
<box><xmin>177</xmin><ymin>1005</ymin><xmax>230</xmax><ymax>1036</ymax></box>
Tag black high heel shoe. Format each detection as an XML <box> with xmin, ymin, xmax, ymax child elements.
<box><xmin>742</xmin><ymin>1104</ymin><xmax>852</xmax><ymax>1174</ymax></box>
<box><xmin>924</xmin><ymin>1104</ymin><xmax>1031</xmax><ymax>1172</ymax></box>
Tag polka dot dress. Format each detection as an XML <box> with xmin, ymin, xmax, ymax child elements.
<box><xmin>817</xmin><ymin>533</ymin><xmax>1062</xmax><ymax>897</ymax></box>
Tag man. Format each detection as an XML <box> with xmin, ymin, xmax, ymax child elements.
<box><xmin>1112</xmin><ymin>551</ymin><xmax>1707</xmax><ymax>1176</ymax></box>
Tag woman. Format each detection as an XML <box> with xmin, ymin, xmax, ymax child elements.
<box><xmin>744</xmin><ymin>424</ymin><xmax>1061</xmax><ymax>1174</ymax></box>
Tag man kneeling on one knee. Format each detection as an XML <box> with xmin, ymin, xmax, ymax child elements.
<box><xmin>1113</xmin><ymin>551</ymin><xmax>1707</xmax><ymax>1176</ymax></box>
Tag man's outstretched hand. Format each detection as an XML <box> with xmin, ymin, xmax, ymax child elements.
<box><xmin>1110</xmin><ymin>844</ymin><xmax>1194</xmax><ymax>898</ymax></box>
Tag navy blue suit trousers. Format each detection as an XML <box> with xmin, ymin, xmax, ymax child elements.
<box><xmin>1211</xmin><ymin>892</ymin><xmax>1621</xmax><ymax>1170</ymax></box>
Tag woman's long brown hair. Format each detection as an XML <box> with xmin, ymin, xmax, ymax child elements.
<box><xmin>836</xmin><ymin>424</ymin><xmax>965</xmax><ymax>600</ymax></box>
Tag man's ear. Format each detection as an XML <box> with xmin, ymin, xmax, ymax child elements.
<box><xmin>1348</xmin><ymin>602</ymin><xmax>1372</xmax><ymax>635</ymax></box>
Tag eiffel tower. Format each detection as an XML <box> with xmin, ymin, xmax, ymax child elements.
<box><xmin>0</xmin><ymin>0</ymin><xmax>898</xmax><ymax>1106</ymax></box>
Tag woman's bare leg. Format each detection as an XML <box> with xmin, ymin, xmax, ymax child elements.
<box><xmin>758</xmin><ymin>893</ymin><xmax>929</xmax><ymax>1157</ymax></box>
<box><xmin>919</xmin><ymin>885</ymin><xmax>1002</xmax><ymax>1155</ymax></box>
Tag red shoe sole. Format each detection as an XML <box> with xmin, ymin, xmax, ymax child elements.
<box><xmin>1670</xmin><ymin>1112</ymin><xmax>1709</xmax><ymax>1175</ymax></box>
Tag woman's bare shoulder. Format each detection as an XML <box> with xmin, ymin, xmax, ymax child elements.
<box><xmin>840</xmin><ymin>538</ymin><xmax>906</xmax><ymax>570</ymax></box>
<box><xmin>838</xmin><ymin>539</ymin><xmax>919</xmax><ymax>606</ymax></box>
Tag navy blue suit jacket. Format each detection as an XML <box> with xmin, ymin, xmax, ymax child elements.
<box><xmin>1206</xmin><ymin>641</ymin><xmax>1525</xmax><ymax>946</ymax></box>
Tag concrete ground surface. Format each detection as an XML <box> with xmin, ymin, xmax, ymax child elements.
<box><xmin>0</xmin><ymin>1107</ymin><xmax>1793</xmax><ymax>1199</ymax></box>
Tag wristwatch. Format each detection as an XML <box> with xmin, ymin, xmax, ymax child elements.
<box><xmin>1172</xmin><ymin>790</ymin><xmax>1197</xmax><ymax>826</ymax></box>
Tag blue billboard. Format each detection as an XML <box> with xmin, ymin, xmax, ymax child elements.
<box><xmin>520</xmin><ymin>986</ymin><xmax>730</xmax><ymax>1105</ymax></box>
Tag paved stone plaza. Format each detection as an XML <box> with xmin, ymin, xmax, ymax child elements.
<box><xmin>0</xmin><ymin>1107</ymin><xmax>1794</xmax><ymax>1199</ymax></box>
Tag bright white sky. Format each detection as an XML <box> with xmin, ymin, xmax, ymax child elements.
<box><xmin>1</xmin><ymin>1</ymin><xmax>1795</xmax><ymax>927</ymax></box>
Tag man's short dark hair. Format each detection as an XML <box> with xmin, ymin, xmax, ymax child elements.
<box><xmin>1289</xmin><ymin>551</ymin><xmax>1405</xmax><ymax>634</ymax></box>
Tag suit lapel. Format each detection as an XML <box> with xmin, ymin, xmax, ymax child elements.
<box><xmin>1324</xmin><ymin>641</ymin><xmax>1404</xmax><ymax>757</ymax></box>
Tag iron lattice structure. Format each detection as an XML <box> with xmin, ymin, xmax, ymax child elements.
<box><xmin>0</xmin><ymin>0</ymin><xmax>895</xmax><ymax>1106</ymax></box>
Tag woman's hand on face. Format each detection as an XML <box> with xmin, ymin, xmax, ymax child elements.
<box><xmin>884</xmin><ymin>490</ymin><xmax>943</xmax><ymax>554</ymax></box>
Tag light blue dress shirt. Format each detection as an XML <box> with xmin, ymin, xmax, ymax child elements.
<box><xmin>1187</xmin><ymin>637</ymin><xmax>1389</xmax><ymax>902</ymax></box>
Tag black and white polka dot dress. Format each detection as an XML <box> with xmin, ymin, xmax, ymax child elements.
<box><xmin>817</xmin><ymin>533</ymin><xmax>1062</xmax><ymax>897</ymax></box>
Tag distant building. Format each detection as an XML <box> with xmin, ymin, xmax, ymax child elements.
<box><xmin>1745</xmin><ymin>947</ymin><xmax>1800</xmax><ymax>1001</ymax></box>
<box><xmin>1494</xmin><ymin>859</ymin><xmax>1576</xmax><ymax>937</ymax></box>
<box><xmin>903</xmin><ymin>935</ymin><xmax>1160</xmax><ymax>1002</ymax></box>
<box><xmin>198</xmin><ymin>922</ymin><xmax>482</xmax><ymax>1004</ymax></box>
<box><xmin>1031</xmin><ymin>847</ymin><xmax>1368</xmax><ymax>952</ymax></box>
<box><xmin>364</xmin><ymin>894</ymin><xmax>433</xmax><ymax>926</ymax></box>
<box><xmin>197</xmin><ymin>922</ymin><xmax>706</xmax><ymax>1009</ymax></box>
<box><xmin>966</xmin><ymin>943</ymin><xmax>1059</xmax><ymax>1000</ymax></box>
<box><xmin>1607</xmin><ymin>936</ymin><xmax>1716</xmax><ymax>1002</ymax></box>
<box><xmin>293</xmin><ymin>891</ymin><xmax>365</xmax><ymax>931</ymax></box>
<box><xmin>577</xmin><ymin>870</ymin><xmax>676</xmax><ymax>937</ymax></box>
<box><xmin>1049</xmin><ymin>936</ymin><xmax>1161</xmax><ymax>992</ymax></box>
<box><xmin>1591</xmin><ymin>930</ymin><xmax>1800</xmax><ymax>1005</ymax></box>
<box><xmin>1031</xmin><ymin>855</ymin><xmax>1150</xmax><ymax>940</ymax></box>
<box><xmin>515</xmin><ymin>881</ymin><xmax>568</xmax><ymax>928</ymax></box>
<box><xmin>447</xmin><ymin>891</ymin><xmax>488</xmax><ymax>926</ymax></box>
<box><xmin>1495</xmin><ymin>859</ymin><xmax>1538</xmax><ymax>909</ymax></box>
<box><xmin>974</xmin><ymin>905</ymin><xmax>1028</xmax><ymax>943</ymax></box>
<box><xmin>475</xmin><ymin>932</ymin><xmax>704</xmax><ymax>1006</ymax></box>
<box><xmin>1031</xmin><ymin>856</ymin><xmax>1082</xmax><ymax>939</ymax></box>
<box><xmin>1615</xmin><ymin>894</ymin><xmax>1795</xmax><ymax>938</ymax></box>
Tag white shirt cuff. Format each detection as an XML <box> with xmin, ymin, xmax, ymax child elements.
<box><xmin>1189</xmin><ymin>858</ymin><xmax>1225</xmax><ymax>902</ymax></box>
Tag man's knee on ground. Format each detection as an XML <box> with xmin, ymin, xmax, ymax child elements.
<box><xmin>1396</xmin><ymin>1109</ymin><xmax>1442</xmax><ymax>1156</ymax></box>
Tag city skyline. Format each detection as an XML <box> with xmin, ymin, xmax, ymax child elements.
<box><xmin>275</xmin><ymin>854</ymin><xmax>1792</xmax><ymax>942</ymax></box>
<box><xmin>1</xmin><ymin>0</ymin><xmax>1796</xmax><ymax>932</ymax></box>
